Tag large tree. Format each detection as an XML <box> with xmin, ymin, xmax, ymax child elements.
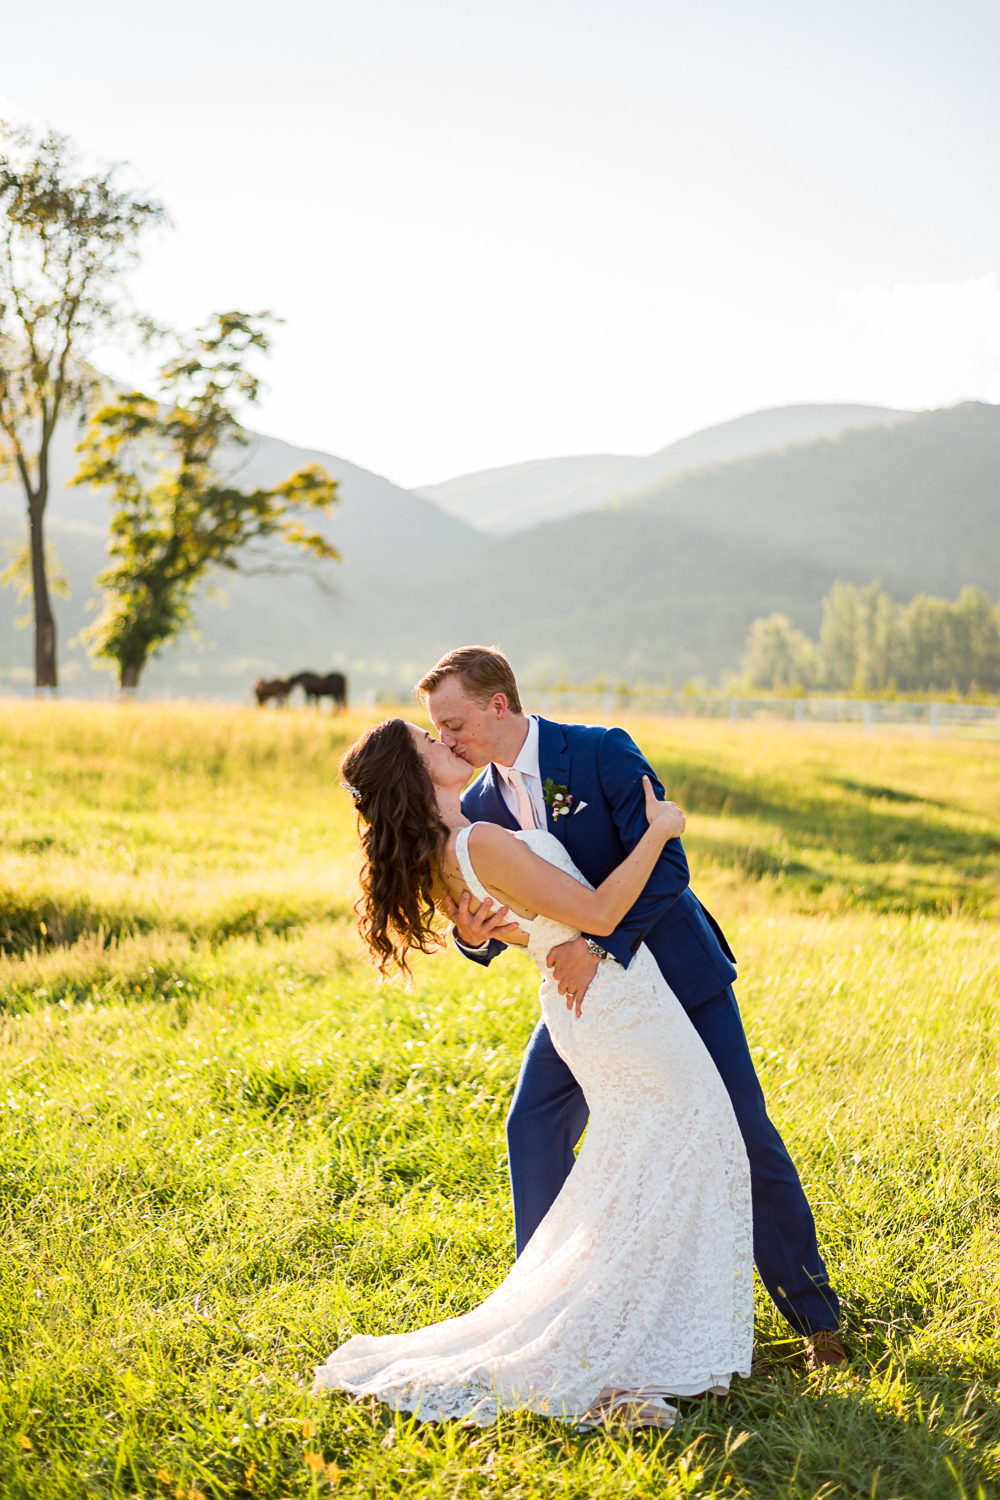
<box><xmin>0</xmin><ymin>122</ymin><xmax>164</xmax><ymax>688</ymax></box>
<box><xmin>73</xmin><ymin>311</ymin><xmax>340</xmax><ymax>691</ymax></box>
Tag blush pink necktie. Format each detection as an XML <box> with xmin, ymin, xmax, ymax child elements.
<box><xmin>507</xmin><ymin>767</ymin><xmax>538</xmax><ymax>830</ymax></box>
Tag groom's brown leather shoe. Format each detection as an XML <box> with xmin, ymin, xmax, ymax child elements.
<box><xmin>804</xmin><ymin>1330</ymin><xmax>847</xmax><ymax>1370</ymax></box>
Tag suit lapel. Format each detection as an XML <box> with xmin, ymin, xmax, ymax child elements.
<box><xmin>536</xmin><ymin>717</ymin><xmax>572</xmax><ymax>845</ymax></box>
<box><xmin>479</xmin><ymin>764</ymin><xmax>520</xmax><ymax>831</ymax></box>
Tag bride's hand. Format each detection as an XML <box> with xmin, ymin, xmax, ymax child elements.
<box><xmin>642</xmin><ymin>775</ymin><xmax>685</xmax><ymax>840</ymax></box>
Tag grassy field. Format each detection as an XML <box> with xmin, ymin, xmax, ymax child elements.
<box><xmin>1</xmin><ymin>701</ymin><xmax>999</xmax><ymax>1500</ymax></box>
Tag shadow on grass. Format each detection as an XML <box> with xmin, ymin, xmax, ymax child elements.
<box><xmin>0</xmin><ymin>889</ymin><xmax>347</xmax><ymax>958</ymax></box>
<box><xmin>655</xmin><ymin>752</ymin><xmax>1000</xmax><ymax>915</ymax></box>
<box><xmin>668</xmin><ymin>1362</ymin><xmax>1000</xmax><ymax>1499</ymax></box>
<box><xmin>832</xmin><ymin>778</ymin><xmax>948</xmax><ymax>808</ymax></box>
<box><xmin>303</xmin><ymin>1353</ymin><xmax>1000</xmax><ymax>1500</ymax></box>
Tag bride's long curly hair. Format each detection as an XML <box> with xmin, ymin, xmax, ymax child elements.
<box><xmin>339</xmin><ymin>718</ymin><xmax>449</xmax><ymax>980</ymax></box>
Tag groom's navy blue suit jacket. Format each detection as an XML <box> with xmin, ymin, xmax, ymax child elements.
<box><xmin>459</xmin><ymin>717</ymin><xmax>736</xmax><ymax>1010</ymax></box>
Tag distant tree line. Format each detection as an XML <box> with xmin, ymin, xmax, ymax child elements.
<box><xmin>743</xmin><ymin>582</ymin><xmax>1000</xmax><ymax>695</ymax></box>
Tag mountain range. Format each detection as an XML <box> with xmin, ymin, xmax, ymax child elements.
<box><xmin>414</xmin><ymin>404</ymin><xmax>914</xmax><ymax>535</ymax></box>
<box><xmin>1</xmin><ymin>400</ymin><xmax>996</xmax><ymax>699</ymax></box>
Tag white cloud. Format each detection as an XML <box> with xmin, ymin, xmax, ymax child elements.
<box><xmin>838</xmin><ymin>274</ymin><xmax>1000</xmax><ymax>409</ymax></box>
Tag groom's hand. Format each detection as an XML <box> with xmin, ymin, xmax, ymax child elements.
<box><xmin>445</xmin><ymin>890</ymin><xmax>522</xmax><ymax>949</ymax></box>
<box><xmin>548</xmin><ymin>937</ymin><xmax>600</xmax><ymax>1018</ymax></box>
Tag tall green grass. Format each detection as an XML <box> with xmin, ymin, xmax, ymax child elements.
<box><xmin>0</xmin><ymin>701</ymin><xmax>362</xmax><ymax>956</ymax></box>
<box><xmin>1</xmin><ymin>702</ymin><xmax>999</xmax><ymax>1498</ymax></box>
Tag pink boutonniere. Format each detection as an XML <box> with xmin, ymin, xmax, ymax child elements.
<box><xmin>543</xmin><ymin>778</ymin><xmax>574</xmax><ymax>819</ymax></box>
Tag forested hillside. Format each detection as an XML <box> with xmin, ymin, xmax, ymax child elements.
<box><xmin>0</xmin><ymin>429</ymin><xmax>489</xmax><ymax>700</ymax></box>
<box><xmin>606</xmin><ymin>402</ymin><xmax>998</xmax><ymax>603</ymax></box>
<box><xmin>416</xmin><ymin>403</ymin><xmax>911</xmax><ymax>535</ymax></box>
<box><xmin>2</xmin><ymin>402</ymin><xmax>996</xmax><ymax>697</ymax></box>
<box><xmin>410</xmin><ymin>402</ymin><xmax>1000</xmax><ymax>686</ymax></box>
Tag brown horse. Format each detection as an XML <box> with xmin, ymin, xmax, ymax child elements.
<box><xmin>254</xmin><ymin>677</ymin><xmax>293</xmax><ymax>707</ymax></box>
<box><xmin>289</xmin><ymin>671</ymin><xmax>348</xmax><ymax>710</ymax></box>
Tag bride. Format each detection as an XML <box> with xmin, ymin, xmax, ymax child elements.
<box><xmin>313</xmin><ymin>717</ymin><xmax>753</xmax><ymax>1429</ymax></box>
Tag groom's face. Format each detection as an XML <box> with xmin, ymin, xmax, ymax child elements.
<box><xmin>426</xmin><ymin>677</ymin><xmax>508</xmax><ymax>770</ymax></box>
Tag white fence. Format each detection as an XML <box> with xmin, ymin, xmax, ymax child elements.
<box><xmin>522</xmin><ymin>692</ymin><xmax>1000</xmax><ymax>739</ymax></box>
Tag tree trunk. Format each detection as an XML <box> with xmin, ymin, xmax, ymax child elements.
<box><xmin>120</xmin><ymin>661</ymin><xmax>142</xmax><ymax>692</ymax></box>
<box><xmin>29</xmin><ymin>496</ymin><xmax>58</xmax><ymax>689</ymax></box>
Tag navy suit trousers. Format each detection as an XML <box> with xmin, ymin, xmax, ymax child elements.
<box><xmin>505</xmin><ymin>984</ymin><xmax>840</xmax><ymax>1337</ymax></box>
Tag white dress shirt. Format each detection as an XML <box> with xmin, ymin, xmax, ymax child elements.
<box><xmin>496</xmin><ymin>715</ymin><xmax>546</xmax><ymax>829</ymax></box>
<box><xmin>454</xmin><ymin>714</ymin><xmax>545</xmax><ymax>956</ymax></box>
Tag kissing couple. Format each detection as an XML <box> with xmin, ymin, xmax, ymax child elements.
<box><xmin>313</xmin><ymin>646</ymin><xmax>845</xmax><ymax>1429</ymax></box>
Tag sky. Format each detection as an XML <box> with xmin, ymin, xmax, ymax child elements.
<box><xmin>2</xmin><ymin>0</ymin><xmax>999</xmax><ymax>488</ymax></box>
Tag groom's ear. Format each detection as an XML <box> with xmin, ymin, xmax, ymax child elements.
<box><xmin>490</xmin><ymin>693</ymin><xmax>510</xmax><ymax>720</ymax></box>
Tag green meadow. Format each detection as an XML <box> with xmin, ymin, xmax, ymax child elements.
<box><xmin>2</xmin><ymin>701</ymin><xmax>999</xmax><ymax>1499</ymax></box>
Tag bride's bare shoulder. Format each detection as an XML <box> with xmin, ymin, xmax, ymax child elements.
<box><xmin>466</xmin><ymin>822</ymin><xmax>520</xmax><ymax>862</ymax></box>
<box><xmin>467</xmin><ymin>821</ymin><xmax>515</xmax><ymax>848</ymax></box>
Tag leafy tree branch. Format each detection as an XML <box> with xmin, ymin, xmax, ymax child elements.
<box><xmin>72</xmin><ymin>311</ymin><xmax>340</xmax><ymax>691</ymax></box>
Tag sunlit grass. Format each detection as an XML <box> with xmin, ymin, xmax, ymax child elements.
<box><xmin>629</xmin><ymin>717</ymin><xmax>1000</xmax><ymax>919</ymax></box>
<box><xmin>0</xmin><ymin>701</ymin><xmax>373</xmax><ymax>953</ymax></box>
<box><xmin>1</xmin><ymin>702</ymin><xmax>999</xmax><ymax>1498</ymax></box>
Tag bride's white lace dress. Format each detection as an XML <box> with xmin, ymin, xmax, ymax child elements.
<box><xmin>313</xmin><ymin>826</ymin><xmax>753</xmax><ymax>1426</ymax></box>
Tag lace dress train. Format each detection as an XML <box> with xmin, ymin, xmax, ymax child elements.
<box><xmin>313</xmin><ymin>826</ymin><xmax>753</xmax><ymax>1426</ymax></box>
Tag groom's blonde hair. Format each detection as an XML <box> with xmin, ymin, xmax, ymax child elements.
<box><xmin>416</xmin><ymin>645</ymin><xmax>523</xmax><ymax>714</ymax></box>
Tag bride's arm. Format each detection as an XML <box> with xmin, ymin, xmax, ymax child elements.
<box><xmin>468</xmin><ymin>778</ymin><xmax>685</xmax><ymax>936</ymax></box>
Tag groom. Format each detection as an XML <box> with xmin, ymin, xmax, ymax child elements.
<box><xmin>417</xmin><ymin>645</ymin><xmax>846</xmax><ymax>1369</ymax></box>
